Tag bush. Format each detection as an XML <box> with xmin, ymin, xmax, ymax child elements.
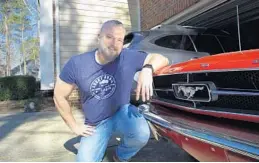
<box><xmin>0</xmin><ymin>75</ymin><xmax>36</xmax><ymax>101</ymax></box>
<box><xmin>35</xmin><ymin>80</ymin><xmax>41</xmax><ymax>91</ymax></box>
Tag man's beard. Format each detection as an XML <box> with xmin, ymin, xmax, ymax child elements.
<box><xmin>99</xmin><ymin>41</ymin><xmax>120</xmax><ymax>62</ymax></box>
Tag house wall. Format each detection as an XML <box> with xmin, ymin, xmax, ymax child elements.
<box><xmin>139</xmin><ymin>0</ymin><xmax>200</xmax><ymax>30</ymax></box>
<box><xmin>58</xmin><ymin>0</ymin><xmax>139</xmax><ymax>67</ymax></box>
<box><xmin>56</xmin><ymin>0</ymin><xmax>140</xmax><ymax>108</ymax></box>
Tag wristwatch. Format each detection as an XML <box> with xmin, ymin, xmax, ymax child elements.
<box><xmin>142</xmin><ymin>64</ymin><xmax>154</xmax><ymax>73</ymax></box>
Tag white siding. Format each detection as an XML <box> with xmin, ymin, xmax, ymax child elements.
<box><xmin>58</xmin><ymin>0</ymin><xmax>139</xmax><ymax>67</ymax></box>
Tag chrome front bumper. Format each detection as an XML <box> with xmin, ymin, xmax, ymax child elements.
<box><xmin>138</xmin><ymin>104</ymin><xmax>259</xmax><ymax>160</ymax></box>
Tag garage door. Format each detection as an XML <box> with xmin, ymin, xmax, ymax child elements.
<box><xmin>180</xmin><ymin>0</ymin><xmax>259</xmax><ymax>29</ymax></box>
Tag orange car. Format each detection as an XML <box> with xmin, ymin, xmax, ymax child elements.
<box><xmin>138</xmin><ymin>49</ymin><xmax>259</xmax><ymax>161</ymax></box>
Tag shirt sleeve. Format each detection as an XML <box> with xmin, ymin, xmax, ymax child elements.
<box><xmin>126</xmin><ymin>50</ymin><xmax>148</xmax><ymax>71</ymax></box>
<box><xmin>59</xmin><ymin>57</ymin><xmax>77</xmax><ymax>84</ymax></box>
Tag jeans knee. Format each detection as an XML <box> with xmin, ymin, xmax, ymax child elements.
<box><xmin>137</xmin><ymin>128</ymin><xmax>150</xmax><ymax>146</ymax></box>
<box><xmin>126</xmin><ymin>127</ymin><xmax>150</xmax><ymax>148</ymax></box>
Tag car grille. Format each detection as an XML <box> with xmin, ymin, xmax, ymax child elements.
<box><xmin>153</xmin><ymin>70</ymin><xmax>259</xmax><ymax>114</ymax></box>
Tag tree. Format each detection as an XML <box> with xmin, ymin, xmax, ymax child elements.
<box><xmin>22</xmin><ymin>37</ymin><xmax>39</xmax><ymax>64</ymax></box>
<box><xmin>0</xmin><ymin>0</ymin><xmax>39</xmax><ymax>76</ymax></box>
<box><xmin>18</xmin><ymin>1</ymin><xmax>31</xmax><ymax>75</ymax></box>
<box><xmin>0</xmin><ymin>43</ymin><xmax>5</xmax><ymax>76</ymax></box>
<box><xmin>0</xmin><ymin>0</ymin><xmax>24</xmax><ymax>76</ymax></box>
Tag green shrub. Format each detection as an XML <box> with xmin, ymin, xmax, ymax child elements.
<box><xmin>0</xmin><ymin>76</ymin><xmax>36</xmax><ymax>101</ymax></box>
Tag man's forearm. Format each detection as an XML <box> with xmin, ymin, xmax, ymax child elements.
<box><xmin>144</xmin><ymin>53</ymin><xmax>169</xmax><ymax>72</ymax></box>
<box><xmin>53</xmin><ymin>96</ymin><xmax>77</xmax><ymax>131</ymax></box>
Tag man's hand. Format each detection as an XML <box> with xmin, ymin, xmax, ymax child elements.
<box><xmin>136</xmin><ymin>67</ymin><xmax>153</xmax><ymax>102</ymax></box>
<box><xmin>72</xmin><ymin>124</ymin><xmax>96</xmax><ymax>137</ymax></box>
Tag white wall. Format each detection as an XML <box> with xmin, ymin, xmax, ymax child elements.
<box><xmin>40</xmin><ymin>0</ymin><xmax>54</xmax><ymax>90</ymax></box>
<box><xmin>58</xmin><ymin>0</ymin><xmax>140</xmax><ymax>67</ymax></box>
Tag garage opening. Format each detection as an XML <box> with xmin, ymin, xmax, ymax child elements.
<box><xmin>180</xmin><ymin>0</ymin><xmax>259</xmax><ymax>51</ymax></box>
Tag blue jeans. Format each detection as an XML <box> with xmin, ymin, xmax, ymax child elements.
<box><xmin>76</xmin><ymin>104</ymin><xmax>150</xmax><ymax>162</ymax></box>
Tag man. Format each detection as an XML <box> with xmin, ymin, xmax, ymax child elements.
<box><xmin>53</xmin><ymin>20</ymin><xmax>169</xmax><ymax>162</ymax></box>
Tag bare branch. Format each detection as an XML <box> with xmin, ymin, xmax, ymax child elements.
<box><xmin>22</xmin><ymin>0</ymin><xmax>33</xmax><ymax>15</ymax></box>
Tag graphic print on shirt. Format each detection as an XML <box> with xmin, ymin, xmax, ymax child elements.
<box><xmin>90</xmin><ymin>74</ymin><xmax>116</xmax><ymax>100</ymax></box>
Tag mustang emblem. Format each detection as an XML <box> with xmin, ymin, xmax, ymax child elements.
<box><xmin>177</xmin><ymin>86</ymin><xmax>204</xmax><ymax>99</ymax></box>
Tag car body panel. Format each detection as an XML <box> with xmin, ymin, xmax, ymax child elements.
<box><xmin>155</xmin><ymin>49</ymin><xmax>259</xmax><ymax>75</ymax></box>
<box><xmin>129</xmin><ymin>38</ymin><xmax>209</xmax><ymax>65</ymax></box>
<box><xmin>125</xmin><ymin>25</ymin><xmax>237</xmax><ymax>65</ymax></box>
<box><xmin>151</xmin><ymin>49</ymin><xmax>259</xmax><ymax>123</ymax></box>
<box><xmin>138</xmin><ymin>49</ymin><xmax>259</xmax><ymax>161</ymax></box>
<box><xmin>141</xmin><ymin>104</ymin><xmax>259</xmax><ymax>161</ymax></box>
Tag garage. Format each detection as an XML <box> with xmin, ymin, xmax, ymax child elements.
<box><xmin>178</xmin><ymin>0</ymin><xmax>259</xmax><ymax>50</ymax></box>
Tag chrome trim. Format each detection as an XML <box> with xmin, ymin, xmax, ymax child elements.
<box><xmin>212</xmin><ymin>90</ymin><xmax>259</xmax><ymax>96</ymax></box>
<box><xmin>143</xmin><ymin>110</ymin><xmax>259</xmax><ymax>160</ymax></box>
<box><xmin>152</xmin><ymin>98</ymin><xmax>259</xmax><ymax>118</ymax></box>
<box><xmin>155</xmin><ymin>87</ymin><xmax>259</xmax><ymax>96</ymax></box>
<box><xmin>253</xmin><ymin>59</ymin><xmax>259</xmax><ymax>64</ymax></box>
<box><xmin>154</xmin><ymin>68</ymin><xmax>259</xmax><ymax>77</ymax></box>
<box><xmin>200</xmin><ymin>63</ymin><xmax>210</xmax><ymax>68</ymax></box>
<box><xmin>154</xmin><ymin>88</ymin><xmax>174</xmax><ymax>92</ymax></box>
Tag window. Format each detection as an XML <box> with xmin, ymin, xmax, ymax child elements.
<box><xmin>154</xmin><ymin>35</ymin><xmax>196</xmax><ymax>51</ymax></box>
<box><xmin>154</xmin><ymin>35</ymin><xmax>183</xmax><ymax>49</ymax></box>
<box><xmin>191</xmin><ymin>35</ymin><xmax>223</xmax><ymax>55</ymax></box>
<box><xmin>182</xmin><ymin>36</ymin><xmax>195</xmax><ymax>51</ymax></box>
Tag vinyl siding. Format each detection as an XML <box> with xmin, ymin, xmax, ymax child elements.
<box><xmin>58</xmin><ymin>0</ymin><xmax>139</xmax><ymax>67</ymax></box>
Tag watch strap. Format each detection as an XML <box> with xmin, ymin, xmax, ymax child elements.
<box><xmin>142</xmin><ymin>64</ymin><xmax>154</xmax><ymax>73</ymax></box>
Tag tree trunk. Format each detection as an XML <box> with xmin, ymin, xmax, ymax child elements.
<box><xmin>4</xmin><ymin>15</ymin><xmax>11</xmax><ymax>76</ymax></box>
<box><xmin>19</xmin><ymin>58</ymin><xmax>22</xmax><ymax>74</ymax></box>
<box><xmin>22</xmin><ymin>22</ymin><xmax>26</xmax><ymax>75</ymax></box>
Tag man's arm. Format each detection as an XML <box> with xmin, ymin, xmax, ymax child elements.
<box><xmin>143</xmin><ymin>53</ymin><xmax>169</xmax><ymax>72</ymax></box>
<box><xmin>53</xmin><ymin>77</ymin><xmax>95</xmax><ymax>137</ymax></box>
<box><xmin>136</xmin><ymin>53</ymin><xmax>169</xmax><ymax>102</ymax></box>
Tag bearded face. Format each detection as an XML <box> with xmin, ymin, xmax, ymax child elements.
<box><xmin>98</xmin><ymin>25</ymin><xmax>125</xmax><ymax>62</ymax></box>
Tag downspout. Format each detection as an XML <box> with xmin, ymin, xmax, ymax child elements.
<box><xmin>55</xmin><ymin>0</ymin><xmax>60</xmax><ymax>78</ymax></box>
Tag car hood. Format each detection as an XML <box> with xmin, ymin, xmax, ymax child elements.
<box><xmin>155</xmin><ymin>49</ymin><xmax>259</xmax><ymax>75</ymax></box>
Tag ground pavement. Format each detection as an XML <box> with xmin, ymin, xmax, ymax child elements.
<box><xmin>0</xmin><ymin>109</ymin><xmax>197</xmax><ymax>162</ymax></box>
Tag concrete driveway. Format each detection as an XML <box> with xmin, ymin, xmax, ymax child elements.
<box><xmin>0</xmin><ymin>110</ymin><xmax>196</xmax><ymax>162</ymax></box>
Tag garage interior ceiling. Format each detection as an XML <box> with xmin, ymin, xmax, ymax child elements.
<box><xmin>180</xmin><ymin>0</ymin><xmax>259</xmax><ymax>28</ymax></box>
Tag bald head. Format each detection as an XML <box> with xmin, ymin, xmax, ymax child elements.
<box><xmin>100</xmin><ymin>20</ymin><xmax>125</xmax><ymax>34</ymax></box>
